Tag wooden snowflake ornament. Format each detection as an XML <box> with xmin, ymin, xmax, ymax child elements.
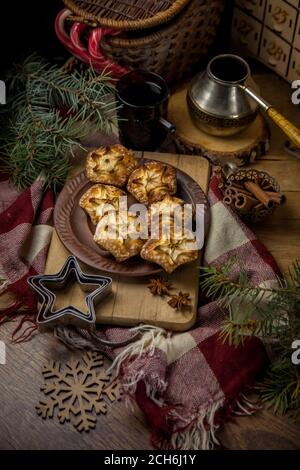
<box><xmin>36</xmin><ymin>352</ymin><xmax>122</xmax><ymax>432</ymax></box>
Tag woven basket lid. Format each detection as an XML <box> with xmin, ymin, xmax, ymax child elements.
<box><xmin>63</xmin><ymin>0</ymin><xmax>191</xmax><ymax>30</ymax></box>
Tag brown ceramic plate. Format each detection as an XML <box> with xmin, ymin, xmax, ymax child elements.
<box><xmin>54</xmin><ymin>159</ymin><xmax>210</xmax><ymax>277</ymax></box>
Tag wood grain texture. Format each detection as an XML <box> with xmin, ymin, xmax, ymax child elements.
<box><xmin>0</xmin><ymin>72</ymin><xmax>300</xmax><ymax>450</ymax></box>
<box><xmin>247</xmin><ymin>73</ymin><xmax>300</xmax><ymax>274</ymax></box>
<box><xmin>267</xmin><ymin>107</ymin><xmax>300</xmax><ymax>150</ymax></box>
<box><xmin>0</xmin><ymin>320</ymin><xmax>299</xmax><ymax>450</ymax></box>
<box><xmin>47</xmin><ymin>151</ymin><xmax>210</xmax><ymax>332</ymax></box>
<box><xmin>0</xmin><ymin>324</ymin><xmax>152</xmax><ymax>450</ymax></box>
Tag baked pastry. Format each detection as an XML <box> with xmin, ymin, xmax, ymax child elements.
<box><xmin>86</xmin><ymin>144</ymin><xmax>138</xmax><ymax>187</ymax></box>
<box><xmin>127</xmin><ymin>161</ymin><xmax>177</xmax><ymax>204</ymax></box>
<box><xmin>140</xmin><ymin>224</ymin><xmax>199</xmax><ymax>273</ymax></box>
<box><xmin>79</xmin><ymin>184</ymin><xmax>126</xmax><ymax>225</ymax></box>
<box><xmin>94</xmin><ymin>212</ymin><xmax>145</xmax><ymax>262</ymax></box>
<box><xmin>150</xmin><ymin>195</ymin><xmax>185</xmax><ymax>219</ymax></box>
<box><xmin>149</xmin><ymin>195</ymin><xmax>185</xmax><ymax>238</ymax></box>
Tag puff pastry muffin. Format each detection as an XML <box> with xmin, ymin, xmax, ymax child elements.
<box><xmin>86</xmin><ymin>144</ymin><xmax>138</xmax><ymax>187</ymax></box>
<box><xmin>94</xmin><ymin>212</ymin><xmax>145</xmax><ymax>262</ymax></box>
<box><xmin>79</xmin><ymin>184</ymin><xmax>126</xmax><ymax>225</ymax></box>
<box><xmin>127</xmin><ymin>161</ymin><xmax>177</xmax><ymax>204</ymax></box>
<box><xmin>150</xmin><ymin>195</ymin><xmax>185</xmax><ymax>219</ymax></box>
<box><xmin>140</xmin><ymin>224</ymin><xmax>199</xmax><ymax>273</ymax></box>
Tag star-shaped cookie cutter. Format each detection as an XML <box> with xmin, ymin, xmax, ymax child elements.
<box><xmin>28</xmin><ymin>256</ymin><xmax>112</xmax><ymax>332</ymax></box>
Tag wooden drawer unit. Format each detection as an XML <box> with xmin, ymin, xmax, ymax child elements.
<box><xmin>232</xmin><ymin>0</ymin><xmax>299</xmax><ymax>82</ymax></box>
<box><xmin>265</xmin><ymin>0</ymin><xmax>298</xmax><ymax>43</ymax></box>
<box><xmin>285</xmin><ymin>0</ymin><xmax>299</xmax><ymax>9</ymax></box>
<box><xmin>260</xmin><ymin>26</ymin><xmax>291</xmax><ymax>76</ymax></box>
<box><xmin>294</xmin><ymin>11</ymin><xmax>300</xmax><ymax>50</ymax></box>
<box><xmin>287</xmin><ymin>47</ymin><xmax>300</xmax><ymax>80</ymax></box>
<box><xmin>235</xmin><ymin>0</ymin><xmax>267</xmax><ymax>21</ymax></box>
<box><xmin>232</xmin><ymin>7</ymin><xmax>262</xmax><ymax>55</ymax></box>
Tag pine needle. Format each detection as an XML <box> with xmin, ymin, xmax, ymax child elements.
<box><xmin>0</xmin><ymin>55</ymin><xmax>118</xmax><ymax>191</ymax></box>
<box><xmin>200</xmin><ymin>258</ymin><xmax>300</xmax><ymax>419</ymax></box>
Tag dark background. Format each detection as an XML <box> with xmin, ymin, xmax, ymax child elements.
<box><xmin>0</xmin><ymin>1</ymin><xmax>66</xmax><ymax>74</ymax></box>
<box><xmin>0</xmin><ymin>1</ymin><xmax>234</xmax><ymax>76</ymax></box>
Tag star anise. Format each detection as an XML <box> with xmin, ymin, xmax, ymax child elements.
<box><xmin>147</xmin><ymin>278</ymin><xmax>172</xmax><ymax>296</ymax></box>
<box><xmin>168</xmin><ymin>292</ymin><xmax>191</xmax><ymax>310</ymax></box>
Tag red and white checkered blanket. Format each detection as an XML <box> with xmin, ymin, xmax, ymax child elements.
<box><xmin>0</xmin><ymin>171</ymin><xmax>280</xmax><ymax>448</ymax></box>
<box><xmin>0</xmin><ymin>174</ymin><xmax>53</xmax><ymax>341</ymax></box>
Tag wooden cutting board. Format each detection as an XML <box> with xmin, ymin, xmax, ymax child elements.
<box><xmin>44</xmin><ymin>151</ymin><xmax>210</xmax><ymax>332</ymax></box>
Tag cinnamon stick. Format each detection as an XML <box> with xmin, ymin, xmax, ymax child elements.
<box><xmin>265</xmin><ymin>191</ymin><xmax>285</xmax><ymax>204</ymax></box>
<box><xmin>253</xmin><ymin>202</ymin><xmax>264</xmax><ymax>210</ymax></box>
<box><xmin>244</xmin><ymin>181</ymin><xmax>275</xmax><ymax>209</ymax></box>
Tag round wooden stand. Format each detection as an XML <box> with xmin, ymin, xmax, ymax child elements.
<box><xmin>168</xmin><ymin>87</ymin><xmax>271</xmax><ymax>166</ymax></box>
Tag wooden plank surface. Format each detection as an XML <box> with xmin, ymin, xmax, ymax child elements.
<box><xmin>0</xmin><ymin>72</ymin><xmax>300</xmax><ymax>450</ymax></box>
<box><xmin>0</xmin><ymin>327</ymin><xmax>152</xmax><ymax>450</ymax></box>
<box><xmin>247</xmin><ymin>72</ymin><xmax>300</xmax><ymax>274</ymax></box>
<box><xmin>44</xmin><ymin>152</ymin><xmax>210</xmax><ymax>332</ymax></box>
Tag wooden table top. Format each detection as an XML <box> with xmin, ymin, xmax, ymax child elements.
<box><xmin>0</xmin><ymin>72</ymin><xmax>299</xmax><ymax>450</ymax></box>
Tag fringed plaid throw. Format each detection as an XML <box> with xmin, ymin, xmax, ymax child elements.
<box><xmin>0</xmin><ymin>174</ymin><xmax>53</xmax><ymax>341</ymax></box>
<box><xmin>0</xmin><ymin>170</ymin><xmax>280</xmax><ymax>448</ymax></box>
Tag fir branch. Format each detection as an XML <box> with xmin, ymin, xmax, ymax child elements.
<box><xmin>0</xmin><ymin>55</ymin><xmax>119</xmax><ymax>190</ymax></box>
<box><xmin>200</xmin><ymin>258</ymin><xmax>300</xmax><ymax>344</ymax></box>
<box><xmin>200</xmin><ymin>258</ymin><xmax>300</xmax><ymax>420</ymax></box>
<box><xmin>258</xmin><ymin>358</ymin><xmax>300</xmax><ymax>420</ymax></box>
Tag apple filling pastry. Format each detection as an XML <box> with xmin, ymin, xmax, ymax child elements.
<box><xmin>140</xmin><ymin>223</ymin><xmax>199</xmax><ymax>273</ymax></box>
<box><xmin>127</xmin><ymin>161</ymin><xmax>177</xmax><ymax>204</ymax></box>
<box><xmin>94</xmin><ymin>212</ymin><xmax>145</xmax><ymax>262</ymax></box>
<box><xmin>150</xmin><ymin>194</ymin><xmax>185</xmax><ymax>219</ymax></box>
<box><xmin>86</xmin><ymin>144</ymin><xmax>139</xmax><ymax>187</ymax></box>
<box><xmin>79</xmin><ymin>184</ymin><xmax>126</xmax><ymax>225</ymax></box>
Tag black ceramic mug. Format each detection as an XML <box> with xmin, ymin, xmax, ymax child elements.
<box><xmin>116</xmin><ymin>70</ymin><xmax>175</xmax><ymax>151</ymax></box>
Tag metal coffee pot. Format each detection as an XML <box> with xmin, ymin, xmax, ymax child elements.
<box><xmin>188</xmin><ymin>54</ymin><xmax>300</xmax><ymax>148</ymax></box>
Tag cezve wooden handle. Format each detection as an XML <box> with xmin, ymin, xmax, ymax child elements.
<box><xmin>243</xmin><ymin>86</ymin><xmax>300</xmax><ymax>150</ymax></box>
<box><xmin>267</xmin><ymin>107</ymin><xmax>300</xmax><ymax>149</ymax></box>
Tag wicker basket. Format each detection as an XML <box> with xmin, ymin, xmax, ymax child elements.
<box><xmin>63</xmin><ymin>0</ymin><xmax>191</xmax><ymax>30</ymax></box>
<box><xmin>101</xmin><ymin>0</ymin><xmax>224</xmax><ymax>84</ymax></box>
